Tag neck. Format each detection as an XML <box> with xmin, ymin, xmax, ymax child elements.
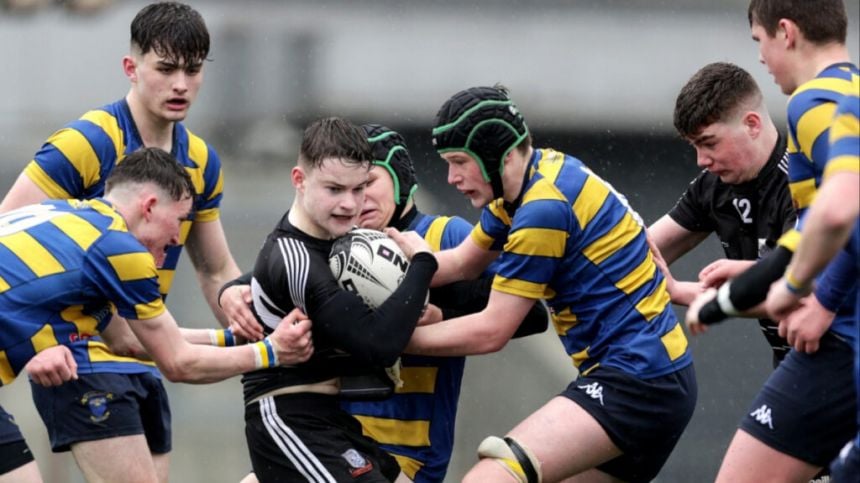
<box><xmin>793</xmin><ymin>43</ymin><xmax>852</xmax><ymax>91</ymax></box>
<box><xmin>502</xmin><ymin>147</ymin><xmax>533</xmax><ymax>203</ymax></box>
<box><xmin>126</xmin><ymin>91</ymin><xmax>174</xmax><ymax>152</ymax></box>
<box><xmin>746</xmin><ymin>122</ymin><xmax>780</xmax><ymax>181</ymax></box>
<box><xmin>287</xmin><ymin>200</ymin><xmax>328</xmax><ymax>239</ymax></box>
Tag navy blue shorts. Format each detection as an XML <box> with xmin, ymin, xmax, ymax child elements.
<box><xmin>0</xmin><ymin>405</ymin><xmax>34</xmax><ymax>474</ymax></box>
<box><xmin>245</xmin><ymin>393</ymin><xmax>400</xmax><ymax>483</ymax></box>
<box><xmin>560</xmin><ymin>363</ymin><xmax>697</xmax><ymax>483</ymax></box>
<box><xmin>740</xmin><ymin>333</ymin><xmax>856</xmax><ymax>467</ymax></box>
<box><xmin>831</xmin><ymin>440</ymin><xmax>860</xmax><ymax>483</ymax></box>
<box><xmin>30</xmin><ymin>372</ymin><xmax>171</xmax><ymax>453</ymax></box>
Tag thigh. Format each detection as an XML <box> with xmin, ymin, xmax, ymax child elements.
<box><xmin>71</xmin><ymin>434</ymin><xmax>157</xmax><ymax>483</ymax></box>
<box><xmin>30</xmin><ymin>372</ymin><xmax>171</xmax><ymax>453</ymax></box>
<box><xmin>246</xmin><ymin>395</ymin><xmax>399</xmax><ymax>483</ymax></box>
<box><xmin>562</xmin><ymin>364</ymin><xmax>697</xmax><ymax>482</ymax></box>
<box><xmin>715</xmin><ymin>430</ymin><xmax>820</xmax><ymax>483</ymax></box>
<box><xmin>739</xmin><ymin>338</ymin><xmax>857</xmax><ymax>467</ymax></box>
<box><xmin>0</xmin><ymin>459</ymin><xmax>41</xmax><ymax>483</ymax></box>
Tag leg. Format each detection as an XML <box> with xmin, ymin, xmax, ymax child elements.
<box><xmin>152</xmin><ymin>452</ymin><xmax>170</xmax><ymax>483</ymax></box>
<box><xmin>463</xmin><ymin>396</ymin><xmax>622</xmax><ymax>483</ymax></box>
<box><xmin>393</xmin><ymin>472</ymin><xmax>413</xmax><ymax>483</ymax></box>
<box><xmin>71</xmin><ymin>435</ymin><xmax>159</xmax><ymax>483</ymax></box>
<box><xmin>0</xmin><ymin>460</ymin><xmax>42</xmax><ymax>483</ymax></box>
<box><xmin>715</xmin><ymin>429</ymin><xmax>821</xmax><ymax>483</ymax></box>
<box><xmin>237</xmin><ymin>472</ymin><xmax>259</xmax><ymax>483</ymax></box>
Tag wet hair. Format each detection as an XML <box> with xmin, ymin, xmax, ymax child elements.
<box><xmin>432</xmin><ymin>84</ymin><xmax>531</xmax><ymax>199</ymax></box>
<box><xmin>748</xmin><ymin>0</ymin><xmax>847</xmax><ymax>45</ymax></box>
<box><xmin>130</xmin><ymin>2</ymin><xmax>210</xmax><ymax>65</ymax></box>
<box><xmin>105</xmin><ymin>147</ymin><xmax>194</xmax><ymax>201</ymax></box>
<box><xmin>674</xmin><ymin>62</ymin><xmax>763</xmax><ymax>138</ymax></box>
<box><xmin>299</xmin><ymin>117</ymin><xmax>373</xmax><ymax>170</ymax></box>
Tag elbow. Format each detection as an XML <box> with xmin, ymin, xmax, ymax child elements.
<box><xmin>157</xmin><ymin>361</ymin><xmax>192</xmax><ymax>383</ymax></box>
<box><xmin>472</xmin><ymin>329</ymin><xmax>510</xmax><ymax>354</ymax></box>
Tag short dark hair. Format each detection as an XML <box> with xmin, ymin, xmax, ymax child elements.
<box><xmin>106</xmin><ymin>147</ymin><xmax>194</xmax><ymax>201</ymax></box>
<box><xmin>299</xmin><ymin>117</ymin><xmax>373</xmax><ymax>170</ymax></box>
<box><xmin>130</xmin><ymin>2</ymin><xmax>210</xmax><ymax>65</ymax></box>
<box><xmin>674</xmin><ymin>62</ymin><xmax>763</xmax><ymax>138</ymax></box>
<box><xmin>748</xmin><ymin>0</ymin><xmax>847</xmax><ymax>45</ymax></box>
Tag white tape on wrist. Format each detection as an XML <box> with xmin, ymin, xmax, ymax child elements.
<box><xmin>716</xmin><ymin>282</ymin><xmax>741</xmax><ymax>317</ymax></box>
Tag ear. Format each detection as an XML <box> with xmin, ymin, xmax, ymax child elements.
<box><xmin>123</xmin><ymin>55</ymin><xmax>138</xmax><ymax>82</ymax></box>
<box><xmin>291</xmin><ymin>166</ymin><xmax>306</xmax><ymax>191</ymax></box>
<box><xmin>140</xmin><ymin>194</ymin><xmax>158</xmax><ymax>221</ymax></box>
<box><xmin>742</xmin><ymin>111</ymin><xmax>763</xmax><ymax>138</ymax></box>
<box><xmin>778</xmin><ymin>18</ymin><xmax>797</xmax><ymax>48</ymax></box>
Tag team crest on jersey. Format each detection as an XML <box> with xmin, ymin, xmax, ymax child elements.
<box><xmin>80</xmin><ymin>391</ymin><xmax>114</xmax><ymax>423</ymax></box>
<box><xmin>341</xmin><ymin>448</ymin><xmax>373</xmax><ymax>478</ymax></box>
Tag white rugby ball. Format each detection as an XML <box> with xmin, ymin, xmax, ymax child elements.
<box><xmin>329</xmin><ymin>228</ymin><xmax>411</xmax><ymax>308</ymax></box>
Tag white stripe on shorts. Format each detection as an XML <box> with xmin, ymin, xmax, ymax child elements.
<box><xmin>259</xmin><ymin>397</ymin><xmax>336</xmax><ymax>483</ymax></box>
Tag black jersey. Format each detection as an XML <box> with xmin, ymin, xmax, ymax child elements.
<box><xmin>243</xmin><ymin>211</ymin><xmax>437</xmax><ymax>403</ymax></box>
<box><xmin>669</xmin><ymin>135</ymin><xmax>794</xmax><ymax>361</ymax></box>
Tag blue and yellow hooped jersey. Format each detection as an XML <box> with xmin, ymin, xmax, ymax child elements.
<box><xmin>22</xmin><ymin>98</ymin><xmax>223</xmax><ymax>373</ymax></box>
<box><xmin>0</xmin><ymin>200</ymin><xmax>165</xmax><ymax>386</ymax></box>
<box><xmin>778</xmin><ymin>65</ymin><xmax>860</xmax><ymax>345</ymax></box>
<box><xmin>343</xmin><ymin>211</ymin><xmax>472</xmax><ymax>483</ymax></box>
<box><xmin>471</xmin><ymin>148</ymin><xmax>691</xmax><ymax>378</ymax></box>
<box><xmin>779</xmin><ymin>63</ymin><xmax>859</xmax><ymax>245</ymax></box>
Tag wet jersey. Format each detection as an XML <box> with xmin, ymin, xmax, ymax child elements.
<box><xmin>343</xmin><ymin>209</ymin><xmax>473</xmax><ymax>483</ymax></box>
<box><xmin>472</xmin><ymin>148</ymin><xmax>692</xmax><ymax>378</ymax></box>
<box><xmin>669</xmin><ymin>135</ymin><xmax>793</xmax><ymax>360</ymax></box>
<box><xmin>22</xmin><ymin>98</ymin><xmax>223</xmax><ymax>374</ymax></box>
<box><xmin>0</xmin><ymin>199</ymin><xmax>164</xmax><ymax>385</ymax></box>
<box><xmin>245</xmin><ymin>212</ymin><xmax>436</xmax><ymax>403</ymax></box>
<box><xmin>778</xmin><ymin>63</ymin><xmax>860</xmax><ymax>345</ymax></box>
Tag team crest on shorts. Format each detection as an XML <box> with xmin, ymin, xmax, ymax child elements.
<box><xmin>341</xmin><ymin>448</ymin><xmax>373</xmax><ymax>478</ymax></box>
<box><xmin>79</xmin><ymin>391</ymin><xmax>114</xmax><ymax>423</ymax></box>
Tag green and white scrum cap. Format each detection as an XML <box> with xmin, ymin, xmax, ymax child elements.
<box><xmin>432</xmin><ymin>86</ymin><xmax>529</xmax><ymax>199</ymax></box>
<box><xmin>363</xmin><ymin>124</ymin><xmax>418</xmax><ymax>223</ymax></box>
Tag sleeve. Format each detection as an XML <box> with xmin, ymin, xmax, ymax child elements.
<box><xmin>667</xmin><ymin>172</ymin><xmax>714</xmax><ymax>233</ymax></box>
<box><xmin>814</xmin><ymin>248</ymin><xmax>858</xmax><ymax>313</ymax></box>
<box><xmin>469</xmin><ymin>201</ymin><xmax>510</xmax><ymax>252</ymax></box>
<box><xmin>699</xmin><ymin>246</ymin><xmax>793</xmax><ymax>324</ymax></box>
<box><xmin>490</xmin><ymin>197</ymin><xmax>571</xmax><ymax>299</ymax></box>
<box><xmin>187</xmin><ymin>135</ymin><xmax>223</xmax><ymax>223</ymax></box>
<box><xmin>83</xmin><ymin>232</ymin><xmax>165</xmax><ymax>321</ymax></box>
<box><xmin>310</xmin><ymin>253</ymin><xmax>438</xmax><ymax>367</ymax></box>
<box><xmin>24</xmin><ymin>117</ymin><xmax>117</xmax><ymax>199</ymax></box>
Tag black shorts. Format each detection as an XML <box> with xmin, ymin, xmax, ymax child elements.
<box><xmin>740</xmin><ymin>333</ymin><xmax>856</xmax><ymax>467</ymax></box>
<box><xmin>245</xmin><ymin>393</ymin><xmax>400</xmax><ymax>483</ymax></box>
<box><xmin>560</xmin><ymin>363</ymin><xmax>697</xmax><ymax>483</ymax></box>
<box><xmin>30</xmin><ymin>372</ymin><xmax>171</xmax><ymax>453</ymax></box>
<box><xmin>0</xmin><ymin>405</ymin><xmax>34</xmax><ymax>475</ymax></box>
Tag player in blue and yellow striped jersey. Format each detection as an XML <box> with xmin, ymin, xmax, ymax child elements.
<box><xmin>389</xmin><ymin>86</ymin><xmax>696</xmax><ymax>483</ymax></box>
<box><xmin>0</xmin><ymin>3</ymin><xmax>259</xmax><ymax>483</ymax></box>
<box><xmin>766</xmin><ymin>78</ymin><xmax>860</xmax><ymax>483</ymax></box>
<box><xmin>687</xmin><ymin>1</ymin><xmax>858</xmax><ymax>481</ymax></box>
<box><xmin>341</xmin><ymin>124</ymin><xmax>547</xmax><ymax>483</ymax></box>
<box><xmin>0</xmin><ymin>148</ymin><xmax>311</xmax><ymax>482</ymax></box>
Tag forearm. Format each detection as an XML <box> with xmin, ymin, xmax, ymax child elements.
<box><xmin>668</xmin><ymin>281</ymin><xmax>703</xmax><ymax>306</ymax></box>
<box><xmin>407</xmin><ymin>311</ymin><xmax>507</xmax><ymax>357</ymax></box>
<box><xmin>161</xmin><ymin>342</ymin><xmax>270</xmax><ymax>384</ymax></box>
<box><xmin>196</xmin><ymin>263</ymin><xmax>243</xmax><ymax>327</ymax></box>
<box><xmin>179</xmin><ymin>327</ymin><xmax>239</xmax><ymax>346</ymax></box>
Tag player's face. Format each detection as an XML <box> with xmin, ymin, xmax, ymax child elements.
<box><xmin>126</xmin><ymin>50</ymin><xmax>204</xmax><ymax>124</ymax></box>
<box><xmin>751</xmin><ymin>23</ymin><xmax>795</xmax><ymax>95</ymax></box>
<box><xmin>688</xmin><ymin>120</ymin><xmax>758</xmax><ymax>184</ymax></box>
<box><xmin>296</xmin><ymin>157</ymin><xmax>368</xmax><ymax>238</ymax></box>
<box><xmin>442</xmin><ymin>152</ymin><xmax>493</xmax><ymax>208</ymax></box>
<box><xmin>138</xmin><ymin>194</ymin><xmax>193</xmax><ymax>267</ymax></box>
<box><xmin>359</xmin><ymin>166</ymin><xmax>396</xmax><ymax>230</ymax></box>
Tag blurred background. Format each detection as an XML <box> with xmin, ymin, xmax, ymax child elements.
<box><xmin>0</xmin><ymin>1</ymin><xmax>857</xmax><ymax>481</ymax></box>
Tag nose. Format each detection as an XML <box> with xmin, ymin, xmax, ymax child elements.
<box><xmin>447</xmin><ymin>164</ymin><xmax>459</xmax><ymax>185</ymax></box>
<box><xmin>172</xmin><ymin>72</ymin><xmax>188</xmax><ymax>93</ymax></box>
<box><xmin>696</xmin><ymin>150</ymin><xmax>712</xmax><ymax>169</ymax></box>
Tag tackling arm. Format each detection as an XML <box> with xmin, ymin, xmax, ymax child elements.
<box><xmin>185</xmin><ymin>219</ymin><xmax>245</xmax><ymax>327</ymax></box>
<box><xmin>406</xmin><ymin>290</ymin><xmax>534</xmax><ymax>357</ymax></box>
<box><xmin>0</xmin><ymin>172</ymin><xmax>50</xmax><ymax>214</ymax></box>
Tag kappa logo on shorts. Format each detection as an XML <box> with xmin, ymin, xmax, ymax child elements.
<box><xmin>79</xmin><ymin>391</ymin><xmax>115</xmax><ymax>423</ymax></box>
<box><xmin>577</xmin><ymin>382</ymin><xmax>605</xmax><ymax>406</ymax></box>
<box><xmin>749</xmin><ymin>404</ymin><xmax>774</xmax><ymax>429</ymax></box>
<box><xmin>341</xmin><ymin>448</ymin><xmax>373</xmax><ymax>478</ymax></box>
